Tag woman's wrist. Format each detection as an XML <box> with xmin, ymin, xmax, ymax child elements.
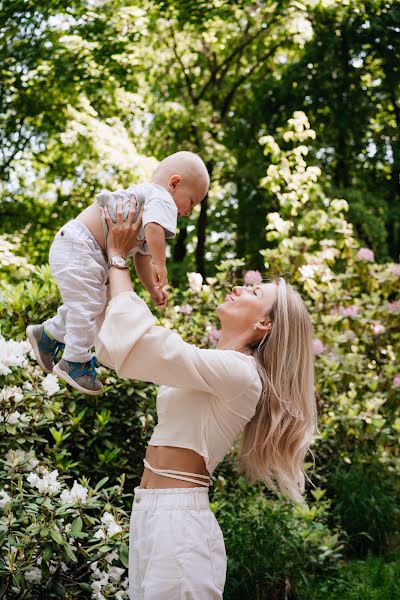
<box><xmin>107</xmin><ymin>248</ymin><xmax>127</xmax><ymax>259</ymax></box>
<box><xmin>108</xmin><ymin>261</ymin><xmax>133</xmax><ymax>298</ymax></box>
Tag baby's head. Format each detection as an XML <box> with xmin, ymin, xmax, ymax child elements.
<box><xmin>152</xmin><ymin>151</ymin><xmax>209</xmax><ymax>217</ymax></box>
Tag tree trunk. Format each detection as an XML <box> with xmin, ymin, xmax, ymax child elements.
<box><xmin>334</xmin><ymin>21</ymin><xmax>350</xmax><ymax>188</ymax></box>
<box><xmin>195</xmin><ymin>194</ymin><xmax>208</xmax><ymax>275</ymax></box>
<box><xmin>173</xmin><ymin>225</ymin><xmax>188</xmax><ymax>262</ymax></box>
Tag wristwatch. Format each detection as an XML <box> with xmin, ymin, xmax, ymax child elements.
<box><xmin>108</xmin><ymin>255</ymin><xmax>129</xmax><ymax>269</ymax></box>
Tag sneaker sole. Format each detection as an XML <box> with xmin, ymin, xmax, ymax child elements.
<box><xmin>53</xmin><ymin>363</ymin><xmax>103</xmax><ymax>396</ymax></box>
<box><xmin>26</xmin><ymin>325</ymin><xmax>52</xmax><ymax>374</ymax></box>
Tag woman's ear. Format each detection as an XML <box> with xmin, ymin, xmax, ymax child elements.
<box><xmin>254</xmin><ymin>320</ymin><xmax>272</xmax><ymax>334</ymax></box>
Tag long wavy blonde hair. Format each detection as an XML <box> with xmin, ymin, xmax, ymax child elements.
<box><xmin>239</xmin><ymin>277</ymin><xmax>318</xmax><ymax>504</ymax></box>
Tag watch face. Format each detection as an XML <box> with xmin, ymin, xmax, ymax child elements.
<box><xmin>113</xmin><ymin>256</ymin><xmax>126</xmax><ymax>267</ymax></box>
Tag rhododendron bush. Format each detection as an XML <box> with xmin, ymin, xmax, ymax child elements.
<box><xmin>259</xmin><ymin>113</ymin><xmax>400</xmax><ymax>555</ymax></box>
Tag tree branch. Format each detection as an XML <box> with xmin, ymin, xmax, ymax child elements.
<box><xmin>219</xmin><ymin>41</ymin><xmax>281</xmax><ymax>119</ymax></box>
<box><xmin>169</xmin><ymin>25</ymin><xmax>198</xmax><ymax>105</ymax></box>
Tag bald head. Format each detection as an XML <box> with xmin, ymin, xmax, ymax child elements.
<box><xmin>152</xmin><ymin>151</ymin><xmax>210</xmax><ymax>201</ymax></box>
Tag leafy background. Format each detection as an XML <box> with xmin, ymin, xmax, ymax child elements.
<box><xmin>0</xmin><ymin>1</ymin><xmax>399</xmax><ymax>599</ymax></box>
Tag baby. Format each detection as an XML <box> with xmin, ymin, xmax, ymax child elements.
<box><xmin>27</xmin><ymin>151</ymin><xmax>209</xmax><ymax>395</ymax></box>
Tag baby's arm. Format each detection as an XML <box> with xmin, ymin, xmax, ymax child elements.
<box><xmin>144</xmin><ymin>222</ymin><xmax>168</xmax><ymax>290</ymax></box>
<box><xmin>134</xmin><ymin>253</ymin><xmax>168</xmax><ymax>308</ymax></box>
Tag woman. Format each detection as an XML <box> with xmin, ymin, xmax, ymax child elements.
<box><xmin>96</xmin><ymin>198</ymin><xmax>317</xmax><ymax>599</ymax></box>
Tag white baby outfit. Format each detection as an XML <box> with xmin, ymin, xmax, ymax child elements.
<box><xmin>96</xmin><ymin>291</ymin><xmax>263</xmax><ymax>599</ymax></box>
<box><xmin>44</xmin><ymin>183</ymin><xmax>177</xmax><ymax>363</ymax></box>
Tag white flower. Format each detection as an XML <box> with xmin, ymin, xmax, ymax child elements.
<box><xmin>0</xmin><ymin>490</ymin><xmax>11</xmax><ymax>508</ymax></box>
<box><xmin>24</xmin><ymin>567</ymin><xmax>42</xmax><ymax>584</ymax></box>
<box><xmin>116</xmin><ymin>591</ymin><xmax>128</xmax><ymax>600</ymax></box>
<box><xmin>6</xmin><ymin>411</ymin><xmax>29</xmax><ymax>427</ymax></box>
<box><xmin>60</xmin><ymin>481</ymin><xmax>88</xmax><ymax>505</ymax></box>
<box><xmin>105</xmin><ymin>550</ymin><xmax>118</xmax><ymax>564</ymax></box>
<box><xmin>94</xmin><ymin>528</ymin><xmax>106</xmax><ymax>539</ymax></box>
<box><xmin>0</xmin><ymin>334</ymin><xmax>31</xmax><ymax>376</ymax></box>
<box><xmin>99</xmin><ymin>512</ymin><xmax>122</xmax><ymax>537</ymax></box>
<box><xmin>27</xmin><ymin>469</ymin><xmax>61</xmax><ymax>495</ymax></box>
<box><xmin>107</xmin><ymin>521</ymin><xmax>122</xmax><ymax>536</ymax></box>
<box><xmin>187</xmin><ymin>272</ymin><xmax>203</xmax><ymax>292</ymax></box>
<box><xmin>267</xmin><ymin>212</ymin><xmax>293</xmax><ymax>236</ymax></box>
<box><xmin>0</xmin><ymin>386</ymin><xmax>23</xmax><ymax>403</ymax></box>
<box><xmin>5</xmin><ymin>449</ymin><xmax>39</xmax><ymax>471</ymax></box>
<box><xmin>108</xmin><ymin>566</ymin><xmax>125</xmax><ymax>582</ymax></box>
<box><xmin>299</xmin><ymin>264</ymin><xmax>318</xmax><ymax>281</ymax></box>
<box><xmin>42</xmin><ymin>373</ymin><xmax>60</xmax><ymax>397</ymax></box>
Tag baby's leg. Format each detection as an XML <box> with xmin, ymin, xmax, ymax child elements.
<box><xmin>48</xmin><ymin>223</ymin><xmax>108</xmax><ymax>363</ymax></box>
<box><xmin>55</xmin><ymin>262</ymin><xmax>107</xmax><ymax>362</ymax></box>
<box><xmin>43</xmin><ymin>304</ymin><xmax>68</xmax><ymax>343</ymax></box>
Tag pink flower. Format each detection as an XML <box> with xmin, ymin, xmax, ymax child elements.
<box><xmin>371</xmin><ymin>321</ymin><xmax>385</xmax><ymax>335</ymax></box>
<box><xmin>313</xmin><ymin>339</ymin><xmax>324</xmax><ymax>355</ymax></box>
<box><xmin>393</xmin><ymin>375</ymin><xmax>400</xmax><ymax>388</ymax></box>
<box><xmin>356</xmin><ymin>248</ymin><xmax>374</xmax><ymax>262</ymax></box>
<box><xmin>338</xmin><ymin>305</ymin><xmax>359</xmax><ymax>318</ymax></box>
<box><xmin>244</xmin><ymin>270</ymin><xmax>262</xmax><ymax>285</ymax></box>
<box><xmin>179</xmin><ymin>304</ymin><xmax>193</xmax><ymax>315</ymax></box>
<box><xmin>208</xmin><ymin>329</ymin><xmax>221</xmax><ymax>347</ymax></box>
<box><xmin>387</xmin><ymin>300</ymin><xmax>400</xmax><ymax>313</ymax></box>
<box><xmin>391</xmin><ymin>263</ymin><xmax>400</xmax><ymax>277</ymax></box>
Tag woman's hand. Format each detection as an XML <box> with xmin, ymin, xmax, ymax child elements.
<box><xmin>104</xmin><ymin>195</ymin><xmax>144</xmax><ymax>258</ymax></box>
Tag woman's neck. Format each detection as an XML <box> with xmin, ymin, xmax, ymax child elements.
<box><xmin>216</xmin><ymin>330</ymin><xmax>251</xmax><ymax>354</ymax></box>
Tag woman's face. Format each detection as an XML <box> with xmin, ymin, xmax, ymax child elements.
<box><xmin>216</xmin><ymin>283</ymin><xmax>277</xmax><ymax>331</ymax></box>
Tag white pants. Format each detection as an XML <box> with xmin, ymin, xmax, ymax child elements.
<box><xmin>129</xmin><ymin>487</ymin><xmax>227</xmax><ymax>599</ymax></box>
<box><xmin>44</xmin><ymin>220</ymin><xmax>108</xmax><ymax>363</ymax></box>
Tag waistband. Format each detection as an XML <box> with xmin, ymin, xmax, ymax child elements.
<box><xmin>63</xmin><ymin>219</ymin><xmax>104</xmax><ymax>255</ymax></box>
<box><xmin>133</xmin><ymin>486</ymin><xmax>210</xmax><ymax>510</ymax></box>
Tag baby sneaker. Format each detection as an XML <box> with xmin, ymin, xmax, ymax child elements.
<box><xmin>53</xmin><ymin>357</ymin><xmax>103</xmax><ymax>395</ymax></box>
<box><xmin>26</xmin><ymin>325</ymin><xmax>65</xmax><ymax>374</ymax></box>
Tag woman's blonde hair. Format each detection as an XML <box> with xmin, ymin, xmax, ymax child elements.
<box><xmin>239</xmin><ymin>277</ymin><xmax>318</xmax><ymax>504</ymax></box>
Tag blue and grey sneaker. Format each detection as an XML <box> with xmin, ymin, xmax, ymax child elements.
<box><xmin>26</xmin><ymin>324</ymin><xmax>65</xmax><ymax>374</ymax></box>
<box><xmin>53</xmin><ymin>357</ymin><xmax>103</xmax><ymax>395</ymax></box>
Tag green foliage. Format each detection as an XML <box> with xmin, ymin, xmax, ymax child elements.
<box><xmin>213</xmin><ymin>483</ymin><xmax>342</xmax><ymax>600</ymax></box>
<box><xmin>259</xmin><ymin>112</ymin><xmax>400</xmax><ymax>558</ymax></box>
<box><xmin>308</xmin><ymin>553</ymin><xmax>400</xmax><ymax>600</ymax></box>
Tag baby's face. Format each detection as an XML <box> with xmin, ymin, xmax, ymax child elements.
<box><xmin>171</xmin><ymin>179</ymin><xmax>207</xmax><ymax>218</ymax></box>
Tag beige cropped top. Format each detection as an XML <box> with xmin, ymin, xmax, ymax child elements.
<box><xmin>95</xmin><ymin>292</ymin><xmax>263</xmax><ymax>475</ymax></box>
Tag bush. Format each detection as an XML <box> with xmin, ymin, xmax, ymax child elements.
<box><xmin>212</xmin><ymin>483</ymin><xmax>342</xmax><ymax>600</ymax></box>
<box><xmin>309</xmin><ymin>553</ymin><xmax>400</xmax><ymax>600</ymax></box>
<box><xmin>326</xmin><ymin>460</ymin><xmax>400</xmax><ymax>557</ymax></box>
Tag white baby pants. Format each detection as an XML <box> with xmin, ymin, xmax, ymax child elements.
<box><xmin>129</xmin><ymin>487</ymin><xmax>227</xmax><ymax>599</ymax></box>
<box><xmin>43</xmin><ymin>220</ymin><xmax>108</xmax><ymax>363</ymax></box>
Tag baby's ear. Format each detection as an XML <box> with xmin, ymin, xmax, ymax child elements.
<box><xmin>169</xmin><ymin>174</ymin><xmax>181</xmax><ymax>188</ymax></box>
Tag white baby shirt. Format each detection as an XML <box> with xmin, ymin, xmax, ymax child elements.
<box><xmin>96</xmin><ymin>183</ymin><xmax>177</xmax><ymax>256</ymax></box>
<box><xmin>96</xmin><ymin>291</ymin><xmax>263</xmax><ymax>475</ymax></box>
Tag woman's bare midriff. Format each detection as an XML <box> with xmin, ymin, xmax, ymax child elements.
<box><xmin>139</xmin><ymin>446</ymin><xmax>209</xmax><ymax>489</ymax></box>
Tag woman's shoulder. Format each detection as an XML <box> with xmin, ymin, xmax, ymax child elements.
<box><xmin>197</xmin><ymin>347</ymin><xmax>262</xmax><ymax>399</ymax></box>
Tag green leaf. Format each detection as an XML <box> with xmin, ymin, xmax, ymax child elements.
<box><xmin>94</xmin><ymin>476</ymin><xmax>109</xmax><ymax>491</ymax></box>
<box><xmin>40</xmin><ymin>527</ymin><xmax>49</xmax><ymax>537</ymax></box>
<box><xmin>50</xmin><ymin>529</ymin><xmax>64</xmax><ymax>545</ymax></box>
<box><xmin>63</xmin><ymin>543</ymin><xmax>77</xmax><ymax>563</ymax></box>
<box><xmin>43</xmin><ymin>544</ymin><xmax>53</xmax><ymax>561</ymax></box>
<box><xmin>71</xmin><ymin>516</ymin><xmax>83</xmax><ymax>534</ymax></box>
<box><xmin>119</xmin><ymin>543</ymin><xmax>129</xmax><ymax>568</ymax></box>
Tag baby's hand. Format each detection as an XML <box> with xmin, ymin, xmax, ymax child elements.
<box><xmin>150</xmin><ymin>287</ymin><xmax>168</xmax><ymax>310</ymax></box>
<box><xmin>152</xmin><ymin>261</ymin><xmax>168</xmax><ymax>290</ymax></box>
